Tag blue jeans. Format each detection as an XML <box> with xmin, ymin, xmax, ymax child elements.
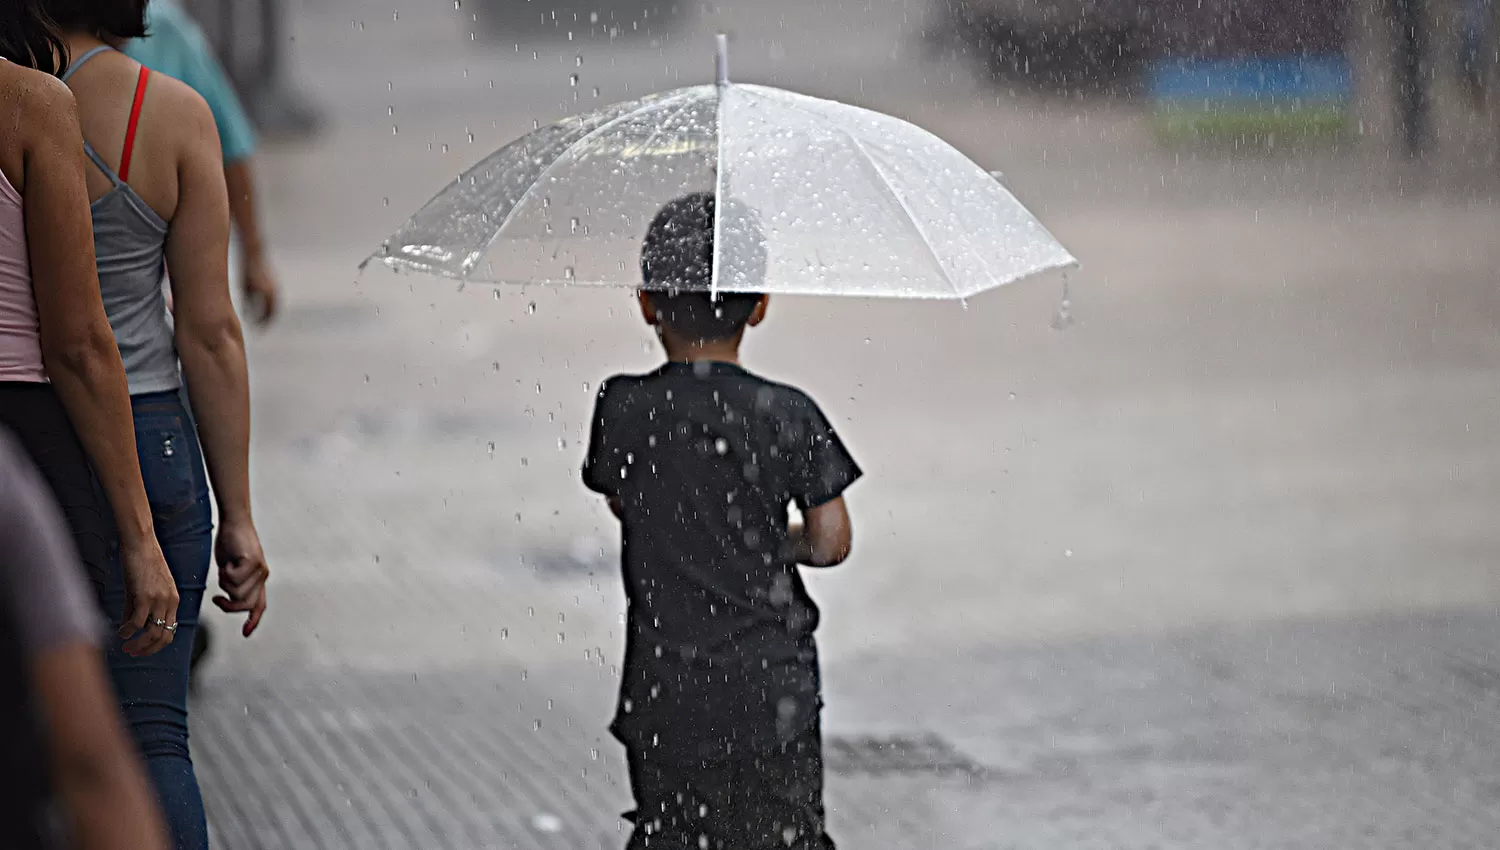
<box><xmin>103</xmin><ymin>391</ymin><xmax>211</xmax><ymax>850</ymax></box>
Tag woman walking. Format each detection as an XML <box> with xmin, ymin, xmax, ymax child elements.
<box><xmin>0</xmin><ymin>1</ymin><xmax>177</xmax><ymax>652</ymax></box>
<box><xmin>46</xmin><ymin>1</ymin><xmax>273</xmax><ymax>845</ymax></box>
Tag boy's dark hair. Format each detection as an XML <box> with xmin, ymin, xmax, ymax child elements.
<box><xmin>0</xmin><ymin>0</ymin><xmax>67</xmax><ymax>76</ymax></box>
<box><xmin>41</xmin><ymin>0</ymin><xmax>147</xmax><ymax>41</ymax></box>
<box><xmin>640</xmin><ymin>192</ymin><xmax>766</xmax><ymax>343</ymax></box>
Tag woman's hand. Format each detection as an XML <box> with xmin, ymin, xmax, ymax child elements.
<box><xmin>117</xmin><ymin>537</ymin><xmax>178</xmax><ymax>657</ymax></box>
<box><xmin>213</xmin><ymin>519</ymin><xmax>268</xmax><ymax>637</ymax></box>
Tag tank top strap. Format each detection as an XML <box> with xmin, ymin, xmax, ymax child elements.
<box><xmin>80</xmin><ymin>143</ymin><xmax>122</xmax><ymax>187</ymax></box>
<box><xmin>60</xmin><ymin>45</ymin><xmax>114</xmax><ymax>81</ymax></box>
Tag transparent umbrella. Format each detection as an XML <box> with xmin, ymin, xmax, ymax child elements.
<box><xmin>366</xmin><ymin>36</ymin><xmax>1076</xmax><ymax>300</ymax></box>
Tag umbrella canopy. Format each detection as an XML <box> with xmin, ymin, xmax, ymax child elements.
<box><xmin>368</xmin><ymin>44</ymin><xmax>1075</xmax><ymax>299</ymax></box>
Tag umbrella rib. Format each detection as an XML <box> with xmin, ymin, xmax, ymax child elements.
<box><xmin>481</xmin><ymin>90</ymin><xmax>701</xmax><ymax>267</ymax></box>
<box><xmin>747</xmin><ymin>89</ymin><xmax>965</xmax><ymax>298</ymax></box>
<box><xmin>836</xmin><ymin>128</ymin><xmax>965</xmax><ymax>299</ymax></box>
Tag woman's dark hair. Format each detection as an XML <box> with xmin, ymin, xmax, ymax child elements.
<box><xmin>640</xmin><ymin>192</ymin><xmax>767</xmax><ymax>342</ymax></box>
<box><xmin>41</xmin><ymin>0</ymin><xmax>148</xmax><ymax>41</ymax></box>
<box><xmin>0</xmin><ymin>0</ymin><xmax>68</xmax><ymax>77</ymax></box>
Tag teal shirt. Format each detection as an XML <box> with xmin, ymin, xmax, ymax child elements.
<box><xmin>124</xmin><ymin>0</ymin><xmax>256</xmax><ymax>163</ymax></box>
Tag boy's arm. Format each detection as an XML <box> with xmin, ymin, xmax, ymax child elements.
<box><xmin>606</xmin><ymin>496</ymin><xmax>623</xmax><ymax>520</ymax></box>
<box><xmin>787</xmin><ymin>497</ymin><xmax>853</xmax><ymax>568</ymax></box>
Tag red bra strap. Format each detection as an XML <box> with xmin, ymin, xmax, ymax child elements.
<box><xmin>118</xmin><ymin>66</ymin><xmax>150</xmax><ymax>183</ymax></box>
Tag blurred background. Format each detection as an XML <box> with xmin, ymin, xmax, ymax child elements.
<box><xmin>181</xmin><ymin>0</ymin><xmax>1499</xmax><ymax>847</ymax></box>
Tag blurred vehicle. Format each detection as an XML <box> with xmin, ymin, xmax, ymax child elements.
<box><xmin>475</xmin><ymin>0</ymin><xmax>691</xmax><ymax>39</ymax></box>
<box><xmin>936</xmin><ymin>0</ymin><xmax>1154</xmax><ymax>88</ymax></box>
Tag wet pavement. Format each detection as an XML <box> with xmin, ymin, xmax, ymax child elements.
<box><xmin>191</xmin><ymin>0</ymin><xmax>1500</xmax><ymax>846</ymax></box>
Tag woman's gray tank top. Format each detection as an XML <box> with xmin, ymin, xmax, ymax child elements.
<box><xmin>62</xmin><ymin>47</ymin><xmax>178</xmax><ymax>396</ymax></box>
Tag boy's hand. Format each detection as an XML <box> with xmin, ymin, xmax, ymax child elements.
<box><xmin>607</xmin><ymin>496</ymin><xmax>623</xmax><ymax>520</ymax></box>
<box><xmin>788</xmin><ymin>499</ymin><xmax>852</xmax><ymax>568</ymax></box>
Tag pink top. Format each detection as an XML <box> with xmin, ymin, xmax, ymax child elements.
<box><xmin>0</xmin><ymin>163</ymin><xmax>46</xmax><ymax>383</ymax></box>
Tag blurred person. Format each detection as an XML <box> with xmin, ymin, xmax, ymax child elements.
<box><xmin>1459</xmin><ymin>0</ymin><xmax>1492</xmax><ymax>104</ymax></box>
<box><xmin>48</xmin><ymin>1</ymin><xmax>273</xmax><ymax>845</ymax></box>
<box><xmin>125</xmin><ymin>0</ymin><xmax>279</xmax><ymax>326</ymax></box>
<box><xmin>1</xmin><ymin>428</ymin><xmax>170</xmax><ymax>850</ymax></box>
<box><xmin>0</xmin><ymin>0</ymin><xmax>177</xmax><ymax>656</ymax></box>
<box><xmin>584</xmin><ymin>193</ymin><xmax>860</xmax><ymax>850</ymax></box>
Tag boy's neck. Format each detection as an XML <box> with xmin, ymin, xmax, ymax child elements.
<box><xmin>660</xmin><ymin>331</ymin><xmax>744</xmax><ymax>366</ymax></box>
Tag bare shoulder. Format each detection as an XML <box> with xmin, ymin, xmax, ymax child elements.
<box><xmin>144</xmin><ymin>71</ymin><xmax>218</xmax><ymax>143</ymax></box>
<box><xmin>4</xmin><ymin>66</ymin><xmax>81</xmax><ymax>142</ymax></box>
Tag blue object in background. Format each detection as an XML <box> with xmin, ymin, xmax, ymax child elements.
<box><xmin>1148</xmin><ymin>56</ymin><xmax>1354</xmax><ymax>105</ymax></box>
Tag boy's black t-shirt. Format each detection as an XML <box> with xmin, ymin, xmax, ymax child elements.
<box><xmin>584</xmin><ymin>361</ymin><xmax>861</xmax><ymax>760</ymax></box>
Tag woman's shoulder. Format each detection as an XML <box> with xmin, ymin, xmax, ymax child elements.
<box><xmin>139</xmin><ymin>68</ymin><xmax>219</xmax><ymax>150</ymax></box>
<box><xmin>0</xmin><ymin>65</ymin><xmax>80</xmax><ymax>159</ymax></box>
<box><xmin>0</xmin><ymin>63</ymin><xmax>78</xmax><ymax>128</ymax></box>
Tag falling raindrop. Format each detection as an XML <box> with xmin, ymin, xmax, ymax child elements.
<box><xmin>500</xmin><ymin>627</ymin><xmax>509</xmax><ymax>639</ymax></box>
<box><xmin>492</xmin><ymin>289</ymin><xmax>501</xmax><ymax>300</ymax></box>
<box><xmin>487</xmin><ymin>441</ymin><xmax>496</xmax><ymax>457</ymax></box>
<box><xmin>382</xmin><ymin>197</ymin><xmax>389</xmax><ymax>207</ymax></box>
<box><xmin>527</xmin><ymin>302</ymin><xmax>538</xmax><ymax>315</ymax></box>
<box><xmin>1052</xmin><ymin>272</ymin><xmax>1075</xmax><ymax>331</ymax></box>
<box><xmin>569</xmin><ymin>73</ymin><xmax>580</xmax><ymax>87</ymax></box>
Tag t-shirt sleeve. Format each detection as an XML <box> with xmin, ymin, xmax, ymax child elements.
<box><xmin>0</xmin><ymin>436</ymin><xmax>103</xmax><ymax>655</ymax></box>
<box><xmin>582</xmin><ymin>379</ymin><xmax>632</xmax><ymax>496</ymax></box>
<box><xmin>788</xmin><ymin>395</ymin><xmax>862</xmax><ymax>510</ymax></box>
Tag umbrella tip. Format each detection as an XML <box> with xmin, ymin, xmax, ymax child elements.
<box><xmin>716</xmin><ymin>33</ymin><xmax>729</xmax><ymax>86</ymax></box>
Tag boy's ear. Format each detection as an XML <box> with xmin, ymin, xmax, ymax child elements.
<box><xmin>637</xmin><ymin>291</ymin><xmax>659</xmax><ymax>325</ymax></box>
<box><xmin>747</xmin><ymin>295</ymin><xmax>770</xmax><ymax>327</ymax></box>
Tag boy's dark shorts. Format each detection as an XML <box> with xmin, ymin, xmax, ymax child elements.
<box><xmin>622</xmin><ymin>719</ymin><xmax>835</xmax><ymax>850</ymax></box>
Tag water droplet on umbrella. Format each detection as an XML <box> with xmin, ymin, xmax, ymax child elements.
<box><xmin>564</xmin><ymin>267</ymin><xmax>576</xmax><ymax>281</ymax></box>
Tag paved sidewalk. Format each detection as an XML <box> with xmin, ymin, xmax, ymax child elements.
<box><xmin>196</xmin><ymin>612</ymin><xmax>1500</xmax><ymax>848</ymax></box>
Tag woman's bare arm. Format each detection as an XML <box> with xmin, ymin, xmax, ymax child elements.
<box><xmin>22</xmin><ymin>73</ymin><xmax>176</xmax><ymax>657</ymax></box>
<box><xmin>163</xmin><ymin>84</ymin><xmax>269</xmax><ymax>635</ymax></box>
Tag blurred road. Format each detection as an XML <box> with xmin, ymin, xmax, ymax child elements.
<box><xmin>193</xmin><ymin>0</ymin><xmax>1500</xmax><ymax>846</ymax></box>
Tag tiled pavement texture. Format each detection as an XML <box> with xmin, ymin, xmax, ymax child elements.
<box><xmin>195</xmin><ymin>610</ymin><xmax>1500</xmax><ymax>849</ymax></box>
